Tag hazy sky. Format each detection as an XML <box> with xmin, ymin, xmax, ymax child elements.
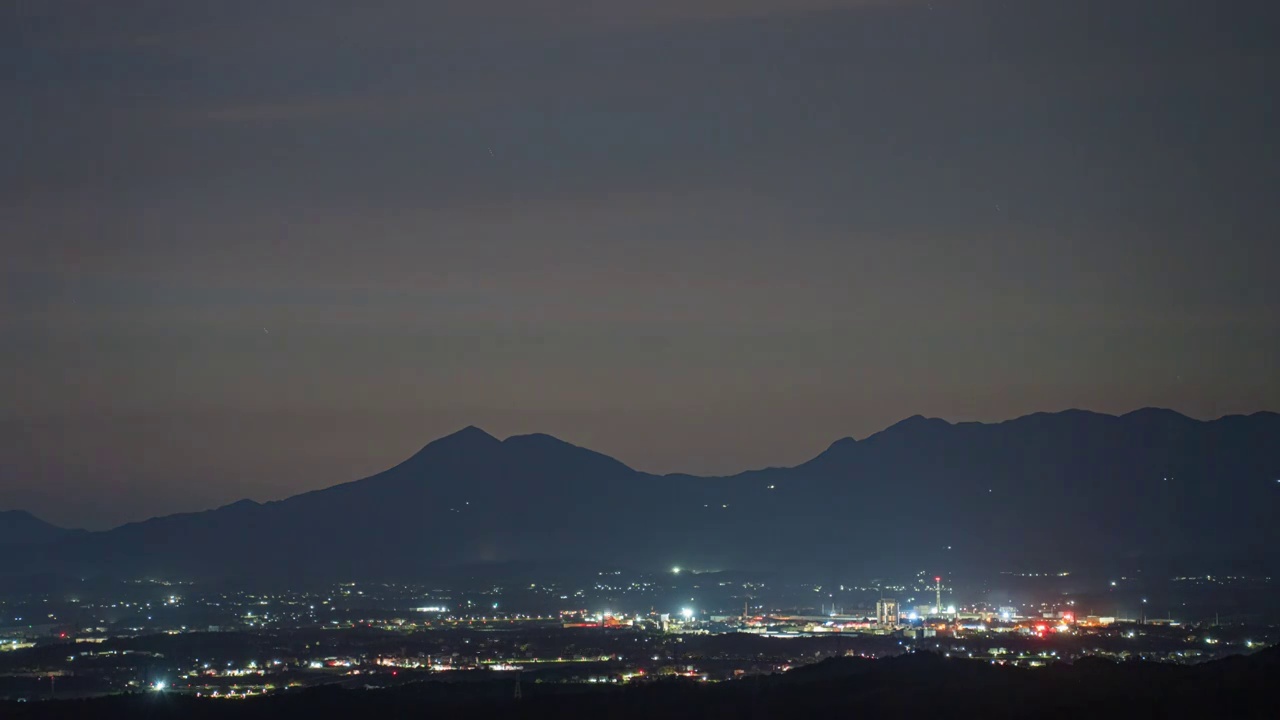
<box><xmin>4</xmin><ymin>0</ymin><xmax>1278</xmax><ymax>529</ymax></box>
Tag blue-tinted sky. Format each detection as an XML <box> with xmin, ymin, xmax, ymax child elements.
<box><xmin>3</xmin><ymin>0</ymin><xmax>1278</xmax><ymax>529</ymax></box>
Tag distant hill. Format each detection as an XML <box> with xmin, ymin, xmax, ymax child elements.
<box><xmin>3</xmin><ymin>409</ymin><xmax>1278</xmax><ymax>582</ymax></box>
<box><xmin>0</xmin><ymin>510</ymin><xmax>78</xmax><ymax>546</ymax></box>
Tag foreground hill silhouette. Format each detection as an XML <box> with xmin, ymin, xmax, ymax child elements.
<box><xmin>4</xmin><ymin>648</ymin><xmax>1278</xmax><ymax>719</ymax></box>
<box><xmin>3</xmin><ymin>409</ymin><xmax>1278</xmax><ymax>582</ymax></box>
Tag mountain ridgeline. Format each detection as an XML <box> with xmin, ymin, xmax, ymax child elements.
<box><xmin>3</xmin><ymin>409</ymin><xmax>1278</xmax><ymax>582</ymax></box>
<box><xmin>0</xmin><ymin>510</ymin><xmax>82</xmax><ymax>547</ymax></box>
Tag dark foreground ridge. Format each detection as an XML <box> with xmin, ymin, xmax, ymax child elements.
<box><xmin>4</xmin><ymin>648</ymin><xmax>1278</xmax><ymax>720</ymax></box>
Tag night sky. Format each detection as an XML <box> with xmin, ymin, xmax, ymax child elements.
<box><xmin>4</xmin><ymin>0</ymin><xmax>1278</xmax><ymax>530</ymax></box>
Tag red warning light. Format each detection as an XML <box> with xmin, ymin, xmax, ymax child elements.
<box><xmin>935</xmin><ymin>577</ymin><xmax>941</xmax><ymax>583</ymax></box>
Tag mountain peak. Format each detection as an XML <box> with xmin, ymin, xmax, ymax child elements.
<box><xmin>503</xmin><ymin>432</ymin><xmax>565</xmax><ymax>445</ymax></box>
<box><xmin>503</xmin><ymin>433</ymin><xmax>637</xmax><ymax>473</ymax></box>
<box><xmin>0</xmin><ymin>509</ymin><xmax>72</xmax><ymax>546</ymax></box>
<box><xmin>799</xmin><ymin>436</ymin><xmax>859</xmax><ymax>469</ymax></box>
<box><xmin>825</xmin><ymin>436</ymin><xmax>858</xmax><ymax>452</ymax></box>
<box><xmin>1121</xmin><ymin>407</ymin><xmax>1194</xmax><ymax>423</ymax></box>
<box><xmin>422</xmin><ymin>425</ymin><xmax>499</xmax><ymax>449</ymax></box>
<box><xmin>0</xmin><ymin>509</ymin><xmax>59</xmax><ymax>527</ymax></box>
<box><xmin>881</xmin><ymin>414</ymin><xmax>951</xmax><ymax>434</ymax></box>
<box><xmin>395</xmin><ymin>426</ymin><xmax>502</xmax><ymax>468</ymax></box>
<box><xmin>452</xmin><ymin>425</ymin><xmax>498</xmax><ymax>441</ymax></box>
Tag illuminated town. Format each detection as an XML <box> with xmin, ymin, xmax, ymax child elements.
<box><xmin>1</xmin><ymin>568</ymin><xmax>1273</xmax><ymax>702</ymax></box>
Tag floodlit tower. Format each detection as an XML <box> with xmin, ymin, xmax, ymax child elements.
<box><xmin>935</xmin><ymin>577</ymin><xmax>942</xmax><ymax>614</ymax></box>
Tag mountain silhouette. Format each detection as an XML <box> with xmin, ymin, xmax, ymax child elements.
<box><xmin>0</xmin><ymin>510</ymin><xmax>79</xmax><ymax>546</ymax></box>
<box><xmin>3</xmin><ymin>409</ymin><xmax>1278</xmax><ymax>582</ymax></box>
